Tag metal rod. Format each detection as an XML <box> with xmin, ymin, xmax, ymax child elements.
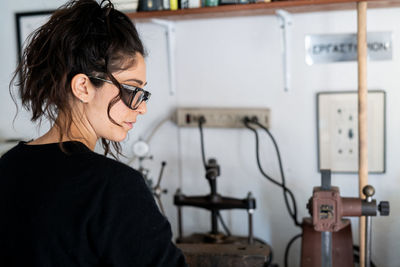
<box><xmin>156</xmin><ymin>161</ymin><xmax>166</xmax><ymax>187</ymax></box>
<box><xmin>365</xmin><ymin>215</ymin><xmax>372</xmax><ymax>267</ymax></box>
<box><xmin>210</xmin><ymin>174</ymin><xmax>218</xmax><ymax>234</ymax></box>
<box><xmin>321</xmin><ymin>169</ymin><xmax>331</xmax><ymax>190</ymax></box>
<box><xmin>248</xmin><ymin>209</ymin><xmax>254</xmax><ymax>244</ymax></box>
<box><xmin>365</xmin><ymin>196</ymin><xmax>373</xmax><ymax>267</ymax></box>
<box><xmin>357</xmin><ymin>2</ymin><xmax>368</xmax><ymax>267</ymax></box>
<box><xmin>211</xmin><ymin>209</ymin><xmax>218</xmax><ymax>234</ymax></box>
<box><xmin>178</xmin><ymin>206</ymin><xmax>183</xmax><ymax>240</ymax></box>
<box><xmin>321</xmin><ymin>231</ymin><xmax>332</xmax><ymax>267</ymax></box>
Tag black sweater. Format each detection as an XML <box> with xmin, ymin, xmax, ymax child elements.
<box><xmin>0</xmin><ymin>141</ymin><xmax>187</xmax><ymax>267</ymax></box>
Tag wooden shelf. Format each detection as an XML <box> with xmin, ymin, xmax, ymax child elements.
<box><xmin>126</xmin><ymin>0</ymin><xmax>400</xmax><ymax>21</ymax></box>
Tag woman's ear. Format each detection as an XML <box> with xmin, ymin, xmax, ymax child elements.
<box><xmin>70</xmin><ymin>74</ymin><xmax>95</xmax><ymax>103</ymax></box>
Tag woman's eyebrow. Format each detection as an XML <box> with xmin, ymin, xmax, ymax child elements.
<box><xmin>124</xmin><ymin>78</ymin><xmax>147</xmax><ymax>86</ymax></box>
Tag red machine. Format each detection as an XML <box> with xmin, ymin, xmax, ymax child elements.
<box><xmin>301</xmin><ymin>170</ymin><xmax>389</xmax><ymax>267</ymax></box>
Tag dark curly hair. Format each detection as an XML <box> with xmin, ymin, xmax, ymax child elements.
<box><xmin>10</xmin><ymin>0</ymin><xmax>145</xmax><ymax>157</ymax></box>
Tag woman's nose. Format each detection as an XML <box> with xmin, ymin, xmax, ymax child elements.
<box><xmin>136</xmin><ymin>101</ymin><xmax>147</xmax><ymax>114</ymax></box>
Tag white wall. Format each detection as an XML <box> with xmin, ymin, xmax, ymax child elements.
<box><xmin>1</xmin><ymin>1</ymin><xmax>399</xmax><ymax>266</ymax></box>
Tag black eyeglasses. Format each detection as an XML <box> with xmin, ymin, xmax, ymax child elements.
<box><xmin>89</xmin><ymin>76</ymin><xmax>151</xmax><ymax>110</ymax></box>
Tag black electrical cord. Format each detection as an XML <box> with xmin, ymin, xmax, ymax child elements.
<box><xmin>243</xmin><ymin>117</ymin><xmax>301</xmax><ymax>227</ymax></box>
<box><xmin>284</xmin><ymin>233</ymin><xmax>302</xmax><ymax>267</ymax></box>
<box><xmin>244</xmin><ymin>117</ymin><xmax>302</xmax><ymax>266</ymax></box>
<box><xmin>198</xmin><ymin>116</ymin><xmax>207</xmax><ymax>169</ymax></box>
<box><xmin>198</xmin><ymin>117</ymin><xmax>231</xmax><ymax>237</ymax></box>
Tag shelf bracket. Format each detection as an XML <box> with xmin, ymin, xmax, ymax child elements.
<box><xmin>152</xmin><ymin>19</ymin><xmax>176</xmax><ymax>95</ymax></box>
<box><xmin>276</xmin><ymin>9</ymin><xmax>292</xmax><ymax>92</ymax></box>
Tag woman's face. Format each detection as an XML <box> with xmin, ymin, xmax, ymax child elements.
<box><xmin>85</xmin><ymin>53</ymin><xmax>147</xmax><ymax>142</ymax></box>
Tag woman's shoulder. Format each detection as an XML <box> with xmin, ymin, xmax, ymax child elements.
<box><xmin>0</xmin><ymin>141</ymin><xmax>24</xmax><ymax>159</ymax></box>
<box><xmin>89</xmin><ymin>152</ymin><xmax>141</xmax><ymax>178</ymax></box>
<box><xmin>1</xmin><ymin>141</ymin><xmax>145</xmax><ymax>189</ymax></box>
<box><xmin>87</xmin><ymin>152</ymin><xmax>147</xmax><ymax>191</ymax></box>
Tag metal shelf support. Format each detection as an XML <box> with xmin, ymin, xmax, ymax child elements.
<box><xmin>152</xmin><ymin>19</ymin><xmax>176</xmax><ymax>95</ymax></box>
<box><xmin>276</xmin><ymin>9</ymin><xmax>292</xmax><ymax>92</ymax></box>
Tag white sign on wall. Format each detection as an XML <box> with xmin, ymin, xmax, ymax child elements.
<box><xmin>305</xmin><ymin>32</ymin><xmax>392</xmax><ymax>65</ymax></box>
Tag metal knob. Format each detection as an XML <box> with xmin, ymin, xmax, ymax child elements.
<box><xmin>378</xmin><ymin>201</ymin><xmax>390</xmax><ymax>216</ymax></box>
<box><xmin>363</xmin><ymin>185</ymin><xmax>375</xmax><ymax>198</ymax></box>
<box><xmin>206</xmin><ymin>158</ymin><xmax>220</xmax><ymax>179</ymax></box>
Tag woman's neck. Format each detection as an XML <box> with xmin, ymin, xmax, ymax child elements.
<box><xmin>27</xmin><ymin>115</ymin><xmax>97</xmax><ymax>151</ymax></box>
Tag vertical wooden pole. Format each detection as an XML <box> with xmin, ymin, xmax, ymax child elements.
<box><xmin>357</xmin><ymin>2</ymin><xmax>368</xmax><ymax>267</ymax></box>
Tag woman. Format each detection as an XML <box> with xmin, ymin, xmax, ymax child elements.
<box><xmin>0</xmin><ymin>0</ymin><xmax>187</xmax><ymax>266</ymax></box>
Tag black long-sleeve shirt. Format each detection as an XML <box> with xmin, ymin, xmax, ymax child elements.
<box><xmin>0</xmin><ymin>141</ymin><xmax>187</xmax><ymax>267</ymax></box>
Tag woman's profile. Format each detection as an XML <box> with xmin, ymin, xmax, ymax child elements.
<box><xmin>0</xmin><ymin>0</ymin><xmax>187</xmax><ymax>266</ymax></box>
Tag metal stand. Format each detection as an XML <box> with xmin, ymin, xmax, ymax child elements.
<box><xmin>137</xmin><ymin>157</ymin><xmax>168</xmax><ymax>215</ymax></box>
<box><xmin>363</xmin><ymin>185</ymin><xmax>374</xmax><ymax>267</ymax></box>
<box><xmin>247</xmin><ymin>192</ymin><xmax>254</xmax><ymax>245</ymax></box>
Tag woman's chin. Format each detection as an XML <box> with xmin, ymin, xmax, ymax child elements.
<box><xmin>107</xmin><ymin>131</ymin><xmax>128</xmax><ymax>143</ymax></box>
<box><xmin>115</xmin><ymin>133</ymin><xmax>128</xmax><ymax>142</ymax></box>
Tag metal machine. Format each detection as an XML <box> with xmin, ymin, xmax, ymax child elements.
<box><xmin>133</xmin><ymin>140</ymin><xmax>168</xmax><ymax>215</ymax></box>
<box><xmin>174</xmin><ymin>157</ymin><xmax>273</xmax><ymax>266</ymax></box>
<box><xmin>301</xmin><ymin>170</ymin><xmax>390</xmax><ymax>267</ymax></box>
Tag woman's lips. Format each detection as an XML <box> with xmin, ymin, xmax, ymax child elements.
<box><xmin>124</xmin><ymin>122</ymin><xmax>133</xmax><ymax>129</ymax></box>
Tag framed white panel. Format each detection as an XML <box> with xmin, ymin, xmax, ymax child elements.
<box><xmin>317</xmin><ymin>91</ymin><xmax>386</xmax><ymax>173</ymax></box>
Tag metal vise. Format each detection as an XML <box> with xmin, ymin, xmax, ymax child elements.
<box><xmin>301</xmin><ymin>170</ymin><xmax>389</xmax><ymax>267</ymax></box>
<box><xmin>307</xmin><ymin>171</ymin><xmax>389</xmax><ymax>233</ymax></box>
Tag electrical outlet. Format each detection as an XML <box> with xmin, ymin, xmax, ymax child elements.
<box><xmin>173</xmin><ymin>107</ymin><xmax>270</xmax><ymax>129</ymax></box>
<box><xmin>317</xmin><ymin>91</ymin><xmax>385</xmax><ymax>173</ymax></box>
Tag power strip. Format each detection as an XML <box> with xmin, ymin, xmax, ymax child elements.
<box><xmin>173</xmin><ymin>107</ymin><xmax>270</xmax><ymax>129</ymax></box>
